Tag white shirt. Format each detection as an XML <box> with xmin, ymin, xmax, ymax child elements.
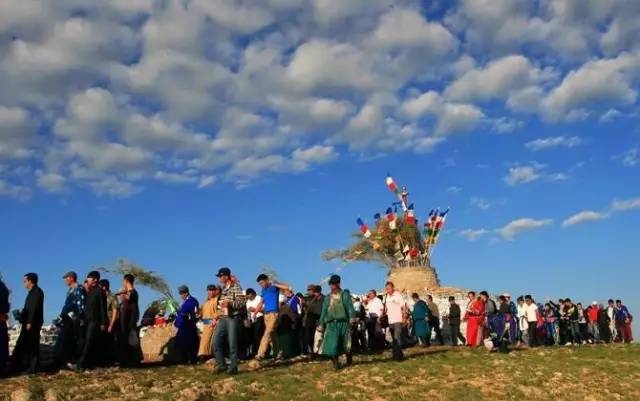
<box><xmin>517</xmin><ymin>304</ymin><xmax>529</xmax><ymax>331</ymax></box>
<box><xmin>385</xmin><ymin>291</ymin><xmax>405</xmax><ymax>325</ymax></box>
<box><xmin>246</xmin><ymin>295</ymin><xmax>264</xmax><ymax>322</ymax></box>
<box><xmin>365</xmin><ymin>297</ymin><xmax>384</xmax><ymax>317</ymax></box>
<box><xmin>523</xmin><ymin>302</ymin><xmax>538</xmax><ymax>323</ymax></box>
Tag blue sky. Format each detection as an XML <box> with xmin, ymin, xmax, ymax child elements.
<box><xmin>0</xmin><ymin>1</ymin><xmax>639</xmax><ymax>335</ymax></box>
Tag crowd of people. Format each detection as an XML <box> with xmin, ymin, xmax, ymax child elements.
<box><xmin>0</xmin><ymin>268</ymin><xmax>634</xmax><ymax>377</ymax></box>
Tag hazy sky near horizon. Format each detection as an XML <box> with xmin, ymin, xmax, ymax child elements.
<box><xmin>0</xmin><ymin>0</ymin><xmax>639</xmax><ymax>335</ymax></box>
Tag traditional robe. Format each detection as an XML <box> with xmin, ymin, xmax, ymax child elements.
<box><xmin>319</xmin><ymin>289</ymin><xmax>356</xmax><ymax>357</ymax></box>
<box><xmin>197</xmin><ymin>296</ymin><xmax>218</xmax><ymax>357</ymax></box>
<box><xmin>411</xmin><ymin>300</ymin><xmax>430</xmax><ymax>342</ymax></box>
<box><xmin>465</xmin><ymin>298</ymin><xmax>485</xmax><ymax>347</ymax></box>
<box><xmin>175</xmin><ymin>296</ymin><xmax>199</xmax><ymax>363</ymax></box>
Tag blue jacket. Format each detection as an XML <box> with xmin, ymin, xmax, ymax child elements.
<box><xmin>175</xmin><ymin>296</ymin><xmax>199</xmax><ymax>329</ymax></box>
<box><xmin>614</xmin><ymin>305</ymin><xmax>631</xmax><ymax>323</ymax></box>
<box><xmin>60</xmin><ymin>285</ymin><xmax>86</xmax><ymax>319</ymax></box>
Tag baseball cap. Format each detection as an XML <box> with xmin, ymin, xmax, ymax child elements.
<box><xmin>62</xmin><ymin>271</ymin><xmax>77</xmax><ymax>280</ymax></box>
<box><xmin>216</xmin><ymin>267</ymin><xmax>231</xmax><ymax>277</ymax></box>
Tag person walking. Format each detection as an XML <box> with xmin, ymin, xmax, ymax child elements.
<box><xmin>118</xmin><ymin>274</ymin><xmax>141</xmax><ymax>367</ymax></box>
<box><xmin>523</xmin><ymin>295</ymin><xmax>539</xmax><ymax>347</ymax></box>
<box><xmin>254</xmin><ymin>274</ymin><xmax>289</xmax><ymax>361</ymax></box>
<box><xmin>213</xmin><ymin>267</ymin><xmax>245</xmax><ymax>374</ymax></box>
<box><xmin>317</xmin><ymin>275</ymin><xmax>356</xmax><ymax>370</ymax></box>
<box><xmin>465</xmin><ymin>291</ymin><xmax>484</xmax><ymax>347</ymax></box>
<box><xmin>175</xmin><ymin>285</ymin><xmax>199</xmax><ymax>364</ymax></box>
<box><xmin>383</xmin><ymin>282</ymin><xmax>406</xmax><ymax>361</ymax></box>
<box><xmin>565</xmin><ymin>299</ymin><xmax>582</xmax><ymax>345</ymax></box>
<box><xmin>606</xmin><ymin>299</ymin><xmax>617</xmax><ymax>342</ymax></box>
<box><xmin>9</xmin><ymin>273</ymin><xmax>44</xmax><ymax>375</ymax></box>
<box><xmin>426</xmin><ymin>295</ymin><xmax>444</xmax><ymax>345</ymax></box>
<box><xmin>0</xmin><ymin>275</ymin><xmax>10</xmax><ymax>376</ymax></box>
<box><xmin>447</xmin><ymin>296</ymin><xmax>465</xmax><ymax>346</ymax></box>
<box><xmin>53</xmin><ymin>271</ymin><xmax>85</xmax><ymax>370</ymax></box>
<box><xmin>410</xmin><ymin>293</ymin><xmax>429</xmax><ymax>346</ymax></box>
<box><xmin>245</xmin><ymin>288</ymin><xmax>264</xmax><ymax>358</ymax></box>
<box><xmin>197</xmin><ymin>285</ymin><xmax>219</xmax><ymax>363</ymax></box>
<box><xmin>363</xmin><ymin>290</ymin><xmax>385</xmax><ymax>352</ymax></box>
<box><xmin>99</xmin><ymin>279</ymin><xmax>118</xmax><ymax>366</ymax></box>
<box><xmin>586</xmin><ymin>302</ymin><xmax>600</xmax><ymax>343</ymax></box>
<box><xmin>614</xmin><ymin>300</ymin><xmax>633</xmax><ymax>343</ymax></box>
<box><xmin>75</xmin><ymin>271</ymin><xmax>107</xmax><ymax>371</ymax></box>
<box><xmin>302</xmin><ymin>285</ymin><xmax>323</xmax><ymax>356</ymax></box>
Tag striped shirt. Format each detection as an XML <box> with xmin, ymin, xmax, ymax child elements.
<box><xmin>217</xmin><ymin>282</ymin><xmax>246</xmax><ymax>317</ymax></box>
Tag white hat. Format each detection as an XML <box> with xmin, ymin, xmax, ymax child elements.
<box><xmin>592</xmin><ymin>301</ymin><xmax>598</xmax><ymax>305</ymax></box>
<box><xmin>503</xmin><ymin>292</ymin><xmax>511</xmax><ymax>298</ymax></box>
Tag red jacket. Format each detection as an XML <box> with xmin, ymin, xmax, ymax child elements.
<box><xmin>587</xmin><ymin>306</ymin><xmax>600</xmax><ymax>323</ymax></box>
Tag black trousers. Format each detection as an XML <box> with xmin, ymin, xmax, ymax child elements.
<box><xmin>251</xmin><ymin>317</ymin><xmax>265</xmax><ymax>357</ymax></box>
<box><xmin>0</xmin><ymin>321</ymin><xmax>7</xmax><ymax>375</ymax></box>
<box><xmin>78</xmin><ymin>321</ymin><xmax>100</xmax><ymax>369</ymax></box>
<box><xmin>449</xmin><ymin>323</ymin><xmax>465</xmax><ymax>345</ymax></box>
<box><xmin>10</xmin><ymin>325</ymin><xmax>41</xmax><ymax>374</ymax></box>
<box><xmin>428</xmin><ymin>317</ymin><xmax>444</xmax><ymax>345</ymax></box>
<box><xmin>527</xmin><ymin>322</ymin><xmax>538</xmax><ymax>347</ymax></box>
<box><xmin>303</xmin><ymin>317</ymin><xmax>318</xmax><ymax>354</ymax></box>
<box><xmin>366</xmin><ymin>316</ymin><xmax>384</xmax><ymax>351</ymax></box>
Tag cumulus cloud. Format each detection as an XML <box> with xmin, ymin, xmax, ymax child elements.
<box><xmin>459</xmin><ymin>228</ymin><xmax>488</xmax><ymax>241</ymax></box>
<box><xmin>611</xmin><ymin>197</ymin><xmax>640</xmax><ymax>212</ymax></box>
<box><xmin>562</xmin><ymin>210</ymin><xmax>608</xmax><ymax>227</ymax></box>
<box><xmin>561</xmin><ymin>196</ymin><xmax>640</xmax><ymax>228</ymax></box>
<box><xmin>504</xmin><ymin>165</ymin><xmax>540</xmax><ymax>185</ymax></box>
<box><xmin>401</xmin><ymin>91</ymin><xmax>484</xmax><ymax>135</ymax></box>
<box><xmin>496</xmin><ymin>218</ymin><xmax>553</xmax><ymax>240</ymax></box>
<box><xmin>541</xmin><ymin>52</ymin><xmax>640</xmax><ymax>122</ymax></box>
<box><xmin>444</xmin><ymin>55</ymin><xmax>553</xmax><ymax>104</ymax></box>
<box><xmin>1</xmin><ymin>1</ymin><xmax>640</xmax><ymax>199</ymax></box>
<box><xmin>525</xmin><ymin>136</ymin><xmax>582</xmax><ymax>151</ymax></box>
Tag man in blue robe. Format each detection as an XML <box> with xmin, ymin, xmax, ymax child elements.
<box><xmin>175</xmin><ymin>285</ymin><xmax>199</xmax><ymax>364</ymax></box>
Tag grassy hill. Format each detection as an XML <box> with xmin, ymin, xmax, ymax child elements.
<box><xmin>2</xmin><ymin>344</ymin><xmax>638</xmax><ymax>401</ymax></box>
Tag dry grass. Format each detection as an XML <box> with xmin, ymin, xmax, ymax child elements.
<box><xmin>1</xmin><ymin>344</ymin><xmax>638</xmax><ymax>401</ymax></box>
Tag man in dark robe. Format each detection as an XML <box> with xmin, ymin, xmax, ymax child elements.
<box><xmin>0</xmin><ymin>276</ymin><xmax>10</xmax><ymax>376</ymax></box>
<box><xmin>10</xmin><ymin>273</ymin><xmax>44</xmax><ymax>374</ymax></box>
<box><xmin>75</xmin><ymin>271</ymin><xmax>107</xmax><ymax>370</ymax></box>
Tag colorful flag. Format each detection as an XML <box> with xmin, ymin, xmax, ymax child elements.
<box><xmin>386</xmin><ymin>174</ymin><xmax>399</xmax><ymax>194</ymax></box>
<box><xmin>386</xmin><ymin>174</ymin><xmax>407</xmax><ymax>211</ymax></box>
<box><xmin>405</xmin><ymin>203</ymin><xmax>416</xmax><ymax>225</ymax></box>
<box><xmin>385</xmin><ymin>207</ymin><xmax>397</xmax><ymax>230</ymax></box>
<box><xmin>356</xmin><ymin>217</ymin><xmax>372</xmax><ymax>238</ymax></box>
<box><xmin>373</xmin><ymin>213</ymin><xmax>381</xmax><ymax>222</ymax></box>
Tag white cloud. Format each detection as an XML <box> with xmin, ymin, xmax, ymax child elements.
<box><xmin>611</xmin><ymin>197</ymin><xmax>640</xmax><ymax>212</ymax></box>
<box><xmin>459</xmin><ymin>228</ymin><xmax>488</xmax><ymax>241</ymax></box>
<box><xmin>504</xmin><ymin>165</ymin><xmax>540</xmax><ymax>185</ymax></box>
<box><xmin>447</xmin><ymin>186</ymin><xmax>462</xmax><ymax>193</ymax></box>
<box><xmin>0</xmin><ymin>106</ymin><xmax>37</xmax><ymax>161</ymax></box>
<box><xmin>89</xmin><ymin>176</ymin><xmax>141</xmax><ymax>198</ymax></box>
<box><xmin>470</xmin><ymin>197</ymin><xmax>491</xmax><ymax>210</ymax></box>
<box><xmin>525</xmin><ymin>135</ymin><xmax>582</xmax><ymax>151</ymax></box>
<box><xmin>1</xmin><ymin>1</ymin><xmax>640</xmax><ymax>200</ymax></box>
<box><xmin>542</xmin><ymin>52</ymin><xmax>640</xmax><ymax>122</ymax></box>
<box><xmin>444</xmin><ymin>55</ymin><xmax>552</xmax><ymax>104</ymax></box>
<box><xmin>0</xmin><ymin>178</ymin><xmax>31</xmax><ymax>200</ymax></box>
<box><xmin>36</xmin><ymin>171</ymin><xmax>66</xmax><ymax>193</ymax></box>
<box><xmin>562</xmin><ymin>210</ymin><xmax>608</xmax><ymax>227</ymax></box>
<box><xmin>496</xmin><ymin>217</ymin><xmax>553</xmax><ymax>240</ymax></box>
<box><xmin>599</xmin><ymin>108</ymin><xmax>622</xmax><ymax>123</ymax></box>
<box><xmin>491</xmin><ymin>117</ymin><xmax>523</xmax><ymax>134</ymax></box>
<box><xmin>619</xmin><ymin>148</ymin><xmax>638</xmax><ymax>166</ymax></box>
<box><xmin>401</xmin><ymin>91</ymin><xmax>484</xmax><ymax>135</ymax></box>
<box><xmin>371</xmin><ymin>9</ymin><xmax>457</xmax><ymax>56</ymax></box>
